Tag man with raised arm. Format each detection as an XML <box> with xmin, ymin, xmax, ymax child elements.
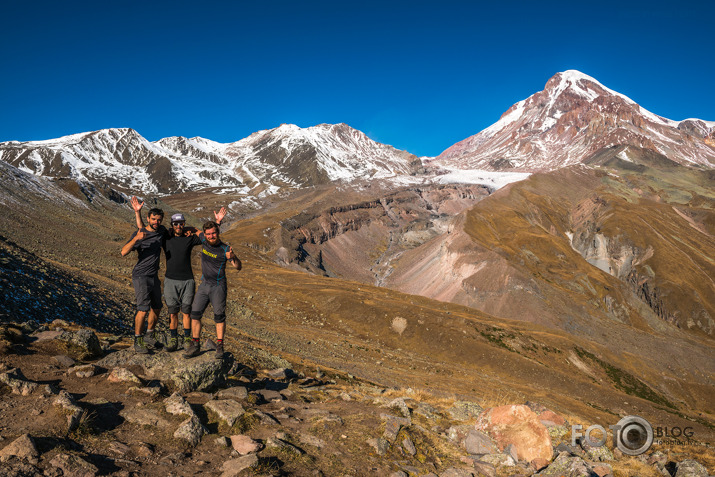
<box><xmin>120</xmin><ymin>204</ymin><xmax>168</xmax><ymax>354</ymax></box>
<box><xmin>130</xmin><ymin>197</ymin><xmax>226</xmax><ymax>352</ymax></box>
<box><xmin>184</xmin><ymin>220</ymin><xmax>241</xmax><ymax>360</ymax></box>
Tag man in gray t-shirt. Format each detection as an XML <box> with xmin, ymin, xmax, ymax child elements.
<box><xmin>121</xmin><ymin>206</ymin><xmax>168</xmax><ymax>353</ymax></box>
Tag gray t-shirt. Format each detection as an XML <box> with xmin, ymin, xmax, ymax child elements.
<box><xmin>128</xmin><ymin>225</ymin><xmax>168</xmax><ymax>278</ymax></box>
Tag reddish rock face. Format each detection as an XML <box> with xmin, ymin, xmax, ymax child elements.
<box><xmin>475</xmin><ymin>405</ymin><xmax>553</xmax><ymax>462</ymax></box>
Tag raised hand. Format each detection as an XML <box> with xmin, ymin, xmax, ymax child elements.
<box><xmin>131</xmin><ymin>196</ymin><xmax>145</xmax><ymax>213</ymax></box>
<box><xmin>225</xmin><ymin>246</ymin><xmax>235</xmax><ymax>261</ymax></box>
<box><xmin>214</xmin><ymin>207</ymin><xmax>227</xmax><ymax>225</ymax></box>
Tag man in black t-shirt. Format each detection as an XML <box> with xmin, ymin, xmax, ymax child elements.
<box><xmin>131</xmin><ymin>197</ymin><xmax>227</xmax><ymax>352</ymax></box>
<box><xmin>184</xmin><ymin>220</ymin><xmax>241</xmax><ymax>360</ymax></box>
<box><xmin>121</xmin><ymin>204</ymin><xmax>169</xmax><ymax>354</ymax></box>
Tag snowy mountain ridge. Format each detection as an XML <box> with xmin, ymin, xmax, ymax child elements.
<box><xmin>435</xmin><ymin>70</ymin><xmax>715</xmax><ymax>171</ymax></box>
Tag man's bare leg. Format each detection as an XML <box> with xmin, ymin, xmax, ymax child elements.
<box><xmin>144</xmin><ymin>308</ymin><xmax>160</xmax><ymax>348</ymax></box>
<box><xmin>191</xmin><ymin>318</ymin><xmax>202</xmax><ymax>340</ymax></box>
<box><xmin>134</xmin><ymin>310</ymin><xmax>148</xmax><ymax>336</ymax></box>
<box><xmin>216</xmin><ymin>322</ymin><xmax>225</xmax><ymax>341</ymax></box>
<box><xmin>169</xmin><ymin>313</ymin><xmax>179</xmax><ymax>330</ymax></box>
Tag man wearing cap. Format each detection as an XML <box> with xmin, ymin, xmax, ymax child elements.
<box><xmin>121</xmin><ymin>201</ymin><xmax>169</xmax><ymax>354</ymax></box>
<box><xmin>130</xmin><ymin>197</ymin><xmax>226</xmax><ymax>352</ymax></box>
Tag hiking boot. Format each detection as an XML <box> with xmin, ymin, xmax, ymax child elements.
<box><xmin>184</xmin><ymin>340</ymin><xmax>200</xmax><ymax>358</ymax></box>
<box><xmin>214</xmin><ymin>342</ymin><xmax>224</xmax><ymax>360</ymax></box>
<box><xmin>134</xmin><ymin>336</ymin><xmax>149</xmax><ymax>354</ymax></box>
<box><xmin>183</xmin><ymin>335</ymin><xmax>192</xmax><ymax>350</ymax></box>
<box><xmin>144</xmin><ymin>330</ymin><xmax>157</xmax><ymax>349</ymax></box>
<box><xmin>165</xmin><ymin>335</ymin><xmax>179</xmax><ymax>352</ymax></box>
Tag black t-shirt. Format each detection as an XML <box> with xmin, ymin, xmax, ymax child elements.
<box><xmin>164</xmin><ymin>234</ymin><xmax>202</xmax><ymax>280</ymax></box>
<box><xmin>128</xmin><ymin>225</ymin><xmax>168</xmax><ymax>278</ymax></box>
<box><xmin>198</xmin><ymin>233</ymin><xmax>231</xmax><ymax>285</ymax></box>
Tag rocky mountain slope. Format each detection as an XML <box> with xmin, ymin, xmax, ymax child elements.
<box><xmin>435</xmin><ymin>70</ymin><xmax>715</xmax><ymax>171</ymax></box>
<box><xmin>3</xmin><ymin>321</ymin><xmax>712</xmax><ymax>476</ymax></box>
<box><xmin>0</xmin><ymin>123</ymin><xmax>422</xmax><ymax>196</ymax></box>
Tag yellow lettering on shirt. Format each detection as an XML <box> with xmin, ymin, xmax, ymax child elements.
<box><xmin>202</xmin><ymin>249</ymin><xmax>218</xmax><ymax>259</ymax></box>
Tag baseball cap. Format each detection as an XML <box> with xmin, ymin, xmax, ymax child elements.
<box><xmin>171</xmin><ymin>213</ymin><xmax>186</xmax><ymax>223</ymax></box>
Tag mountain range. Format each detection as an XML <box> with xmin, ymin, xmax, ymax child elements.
<box><xmin>0</xmin><ymin>71</ymin><xmax>713</xmax><ymax>455</ymax></box>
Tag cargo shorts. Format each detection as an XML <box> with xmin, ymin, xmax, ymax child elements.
<box><xmin>190</xmin><ymin>281</ymin><xmax>227</xmax><ymax>323</ymax></box>
<box><xmin>132</xmin><ymin>275</ymin><xmax>163</xmax><ymax>312</ymax></box>
<box><xmin>164</xmin><ymin>277</ymin><xmax>196</xmax><ymax>315</ymax></box>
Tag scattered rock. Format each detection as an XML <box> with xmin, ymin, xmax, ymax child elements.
<box><xmin>52</xmin><ymin>355</ymin><xmax>76</xmax><ymax>368</ymax></box>
<box><xmin>53</xmin><ymin>390</ymin><xmax>84</xmax><ymax>432</ymax></box>
<box><xmin>592</xmin><ymin>463</ymin><xmax>613</xmax><ymax>477</ymax></box>
<box><xmin>265</xmin><ymin>436</ymin><xmax>303</xmax><ymax>454</ymax></box>
<box><xmin>230</xmin><ymin>435</ymin><xmax>262</xmax><ymax>455</ymax></box>
<box><xmin>448</xmin><ymin>400</ymin><xmax>484</xmax><ymax>421</ymax></box>
<box><xmin>69</xmin><ymin>364</ymin><xmax>99</xmax><ymax>378</ymax></box>
<box><xmin>49</xmin><ymin>453</ymin><xmax>99</xmax><ymax>477</ymax></box>
<box><xmin>579</xmin><ymin>437</ymin><xmax>613</xmax><ymax>461</ymax></box>
<box><xmin>164</xmin><ymin>392</ymin><xmax>194</xmax><ymax>417</ymax></box>
<box><xmin>674</xmin><ymin>459</ymin><xmax>708</xmax><ymax>477</ymax></box>
<box><xmin>205</xmin><ymin>400</ymin><xmax>245</xmax><ymax>427</ymax></box>
<box><xmin>267</xmin><ymin>367</ymin><xmax>295</xmax><ymax>379</ymax></box>
<box><xmin>299</xmin><ymin>433</ymin><xmax>327</xmax><ymax>449</ymax></box>
<box><xmin>367</xmin><ymin>437</ymin><xmax>390</xmax><ymax>455</ymax></box>
<box><xmin>0</xmin><ymin>368</ymin><xmax>37</xmax><ymax>396</ymax></box>
<box><xmin>109</xmin><ymin>441</ymin><xmax>131</xmax><ymax>456</ymax></box>
<box><xmin>107</xmin><ymin>367</ymin><xmax>142</xmax><ymax>385</ymax></box>
<box><xmin>464</xmin><ymin>429</ymin><xmax>499</xmax><ymax>455</ymax></box>
<box><xmin>402</xmin><ymin>436</ymin><xmax>417</xmax><ymax>456</ymax></box>
<box><xmin>534</xmin><ymin>452</ymin><xmax>592</xmax><ymax>476</ymax></box>
<box><xmin>414</xmin><ymin>402</ymin><xmax>441</xmax><ymax>420</ymax></box>
<box><xmin>439</xmin><ymin>467</ymin><xmax>475</xmax><ymax>477</ymax></box>
<box><xmin>127</xmin><ymin>384</ymin><xmax>162</xmax><ymax>397</ymax></box>
<box><xmin>32</xmin><ymin>330</ymin><xmax>64</xmax><ymax>342</ymax></box>
<box><xmin>220</xmin><ymin>453</ymin><xmax>259</xmax><ymax>477</ymax></box>
<box><xmin>57</xmin><ymin>329</ymin><xmax>103</xmax><ymax>359</ymax></box>
<box><xmin>216</xmin><ymin>436</ymin><xmax>230</xmax><ymax>447</ymax></box>
<box><xmin>383</xmin><ymin>418</ymin><xmax>403</xmax><ymax>443</ymax></box>
<box><xmin>388</xmin><ymin>397</ymin><xmax>411</xmax><ymax>418</ymax></box>
<box><xmin>119</xmin><ymin>407</ymin><xmax>172</xmax><ymax>430</ymax></box>
<box><xmin>216</xmin><ymin>385</ymin><xmax>248</xmax><ymax>401</ymax></box>
<box><xmin>0</xmin><ymin>434</ymin><xmax>39</xmax><ymax>463</ymax></box>
<box><xmin>476</xmin><ymin>405</ymin><xmax>553</xmax><ymax>462</ymax></box>
<box><xmin>478</xmin><ymin>453</ymin><xmax>516</xmax><ymax>467</ymax></box>
<box><xmin>174</xmin><ymin>415</ymin><xmax>206</xmax><ymax>447</ymax></box>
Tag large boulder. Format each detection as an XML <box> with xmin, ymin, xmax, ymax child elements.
<box><xmin>97</xmin><ymin>348</ymin><xmax>238</xmax><ymax>392</ymax></box>
<box><xmin>58</xmin><ymin>329</ymin><xmax>103</xmax><ymax>359</ymax></box>
<box><xmin>475</xmin><ymin>405</ymin><xmax>553</xmax><ymax>462</ymax></box>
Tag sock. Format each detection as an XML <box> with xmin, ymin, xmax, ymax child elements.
<box><xmin>170</xmin><ymin>329</ymin><xmax>178</xmax><ymax>337</ymax></box>
<box><xmin>192</xmin><ymin>337</ymin><xmax>200</xmax><ymax>342</ymax></box>
<box><xmin>217</xmin><ymin>339</ymin><xmax>223</xmax><ymax>345</ymax></box>
<box><xmin>184</xmin><ymin>328</ymin><xmax>191</xmax><ymax>338</ymax></box>
<box><xmin>146</xmin><ymin>328</ymin><xmax>154</xmax><ymax>335</ymax></box>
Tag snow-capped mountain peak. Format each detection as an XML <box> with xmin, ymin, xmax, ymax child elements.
<box><xmin>435</xmin><ymin>70</ymin><xmax>715</xmax><ymax>171</ymax></box>
<box><xmin>0</xmin><ymin>124</ymin><xmax>421</xmax><ymax>196</ymax></box>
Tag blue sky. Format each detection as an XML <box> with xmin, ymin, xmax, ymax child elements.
<box><xmin>1</xmin><ymin>0</ymin><xmax>713</xmax><ymax>157</ymax></box>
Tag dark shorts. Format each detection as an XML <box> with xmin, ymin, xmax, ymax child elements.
<box><xmin>132</xmin><ymin>275</ymin><xmax>163</xmax><ymax>312</ymax></box>
<box><xmin>164</xmin><ymin>278</ymin><xmax>196</xmax><ymax>315</ymax></box>
<box><xmin>190</xmin><ymin>281</ymin><xmax>227</xmax><ymax>323</ymax></box>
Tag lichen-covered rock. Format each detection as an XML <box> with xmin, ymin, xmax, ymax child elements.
<box><xmin>164</xmin><ymin>392</ymin><xmax>194</xmax><ymax>417</ymax></box>
<box><xmin>221</xmin><ymin>454</ymin><xmax>258</xmax><ymax>477</ymax></box>
<box><xmin>448</xmin><ymin>400</ymin><xmax>484</xmax><ymax>421</ymax></box>
<box><xmin>0</xmin><ymin>368</ymin><xmax>37</xmax><ymax>396</ymax></box>
<box><xmin>58</xmin><ymin>329</ymin><xmax>103</xmax><ymax>359</ymax></box>
<box><xmin>174</xmin><ymin>415</ymin><xmax>206</xmax><ymax>447</ymax></box>
<box><xmin>534</xmin><ymin>452</ymin><xmax>593</xmax><ymax>477</ymax></box>
<box><xmin>97</xmin><ymin>347</ymin><xmax>238</xmax><ymax>392</ymax></box>
<box><xmin>464</xmin><ymin>429</ymin><xmax>499</xmax><ymax>455</ymax></box>
<box><xmin>674</xmin><ymin>459</ymin><xmax>708</xmax><ymax>477</ymax></box>
<box><xmin>205</xmin><ymin>400</ymin><xmax>245</xmax><ymax>427</ymax></box>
